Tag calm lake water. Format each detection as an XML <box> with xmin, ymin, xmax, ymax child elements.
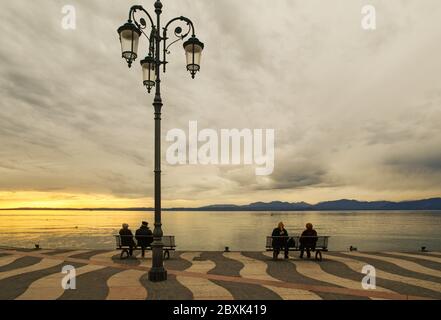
<box><xmin>0</xmin><ymin>210</ymin><xmax>440</xmax><ymax>251</ymax></box>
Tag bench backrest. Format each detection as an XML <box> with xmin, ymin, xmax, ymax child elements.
<box><xmin>266</xmin><ymin>236</ymin><xmax>329</xmax><ymax>249</ymax></box>
<box><xmin>114</xmin><ymin>235</ymin><xmax>175</xmax><ymax>248</ymax></box>
<box><xmin>162</xmin><ymin>236</ymin><xmax>175</xmax><ymax>247</ymax></box>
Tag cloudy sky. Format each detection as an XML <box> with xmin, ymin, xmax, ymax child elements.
<box><xmin>0</xmin><ymin>0</ymin><xmax>440</xmax><ymax>208</ymax></box>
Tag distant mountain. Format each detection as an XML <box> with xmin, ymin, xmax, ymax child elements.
<box><xmin>2</xmin><ymin>198</ymin><xmax>441</xmax><ymax>211</ymax></box>
<box><xmin>190</xmin><ymin>198</ymin><xmax>441</xmax><ymax>211</ymax></box>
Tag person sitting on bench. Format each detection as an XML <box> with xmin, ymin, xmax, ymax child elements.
<box><xmin>272</xmin><ymin>222</ymin><xmax>289</xmax><ymax>259</ymax></box>
<box><xmin>119</xmin><ymin>223</ymin><xmax>136</xmax><ymax>257</ymax></box>
<box><xmin>135</xmin><ymin>221</ymin><xmax>153</xmax><ymax>258</ymax></box>
<box><xmin>299</xmin><ymin>223</ymin><xmax>318</xmax><ymax>259</ymax></box>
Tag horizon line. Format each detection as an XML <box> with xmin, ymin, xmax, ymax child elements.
<box><xmin>1</xmin><ymin>196</ymin><xmax>440</xmax><ymax>211</ymax></box>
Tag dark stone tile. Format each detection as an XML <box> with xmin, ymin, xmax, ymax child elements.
<box><xmin>59</xmin><ymin>267</ymin><xmax>123</xmax><ymax>300</ymax></box>
<box><xmin>201</xmin><ymin>251</ymin><xmax>243</xmax><ymax>277</ymax></box>
<box><xmin>0</xmin><ymin>261</ymin><xmax>84</xmax><ymax>300</ymax></box>
<box><xmin>200</xmin><ymin>252</ymin><xmax>282</xmax><ymax>300</ymax></box>
<box><xmin>70</xmin><ymin>250</ymin><xmax>110</xmax><ymax>260</ymax></box>
<box><xmin>44</xmin><ymin>249</ymin><xmax>77</xmax><ymax>256</ymax></box>
<box><xmin>164</xmin><ymin>252</ymin><xmax>193</xmax><ymax>271</ymax></box>
<box><xmin>140</xmin><ymin>273</ymin><xmax>193</xmax><ymax>300</ymax></box>
<box><xmin>110</xmin><ymin>254</ymin><xmax>141</xmax><ymax>267</ymax></box>
<box><xmin>0</xmin><ymin>256</ymin><xmax>41</xmax><ymax>273</ymax></box>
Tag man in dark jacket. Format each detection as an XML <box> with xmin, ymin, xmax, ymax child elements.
<box><xmin>119</xmin><ymin>223</ymin><xmax>136</xmax><ymax>257</ymax></box>
<box><xmin>299</xmin><ymin>223</ymin><xmax>318</xmax><ymax>259</ymax></box>
<box><xmin>135</xmin><ymin>221</ymin><xmax>153</xmax><ymax>258</ymax></box>
<box><xmin>272</xmin><ymin>222</ymin><xmax>289</xmax><ymax>259</ymax></box>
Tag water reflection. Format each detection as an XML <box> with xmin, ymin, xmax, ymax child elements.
<box><xmin>0</xmin><ymin>210</ymin><xmax>440</xmax><ymax>251</ymax></box>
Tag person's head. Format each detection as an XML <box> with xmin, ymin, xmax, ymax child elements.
<box><xmin>278</xmin><ymin>222</ymin><xmax>284</xmax><ymax>229</ymax></box>
<box><xmin>141</xmin><ymin>221</ymin><xmax>148</xmax><ymax>227</ymax></box>
<box><xmin>306</xmin><ymin>223</ymin><xmax>313</xmax><ymax>230</ymax></box>
<box><xmin>122</xmin><ymin>223</ymin><xmax>129</xmax><ymax>230</ymax></box>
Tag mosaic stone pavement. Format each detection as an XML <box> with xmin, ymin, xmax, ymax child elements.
<box><xmin>0</xmin><ymin>248</ymin><xmax>440</xmax><ymax>300</ymax></box>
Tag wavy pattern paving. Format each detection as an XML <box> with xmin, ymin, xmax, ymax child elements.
<box><xmin>0</xmin><ymin>249</ymin><xmax>439</xmax><ymax>300</ymax></box>
<box><xmin>60</xmin><ymin>266</ymin><xmax>123</xmax><ymax>300</ymax></box>
<box><xmin>43</xmin><ymin>249</ymin><xmax>79</xmax><ymax>256</ymax></box>
<box><xmin>89</xmin><ymin>250</ymin><xmax>146</xmax><ymax>267</ymax></box>
<box><xmin>345</xmin><ymin>252</ymin><xmax>441</xmax><ymax>279</ymax></box>
<box><xmin>201</xmin><ymin>252</ymin><xmax>282</xmax><ymax>300</ymax></box>
<box><xmin>226</xmin><ymin>252</ymin><xmax>321</xmax><ymax>300</ymax></box>
<box><xmin>50</xmin><ymin>250</ymin><xmax>91</xmax><ymax>258</ymax></box>
<box><xmin>28</xmin><ymin>250</ymin><xmax>57</xmax><ymax>254</ymax></box>
<box><xmin>244</xmin><ymin>252</ymin><xmax>367</xmax><ymax>300</ymax></box>
<box><xmin>106</xmin><ymin>269</ymin><xmax>148</xmax><ymax>300</ymax></box>
<box><xmin>140</xmin><ymin>253</ymin><xmax>194</xmax><ymax>300</ymax></box>
<box><xmin>12</xmin><ymin>250</ymin><xmax>99</xmax><ymax>300</ymax></box>
<box><xmin>0</xmin><ymin>258</ymin><xmax>62</xmax><ymax>281</ymax></box>
<box><xmin>90</xmin><ymin>250</ymin><xmax>120</xmax><ymax>262</ymax></box>
<box><xmin>177</xmin><ymin>252</ymin><xmax>233</xmax><ymax>300</ymax></box>
<box><xmin>326</xmin><ymin>253</ymin><xmax>441</xmax><ymax>297</ymax></box>
<box><xmin>318</xmin><ymin>253</ymin><xmax>431</xmax><ymax>299</ymax></box>
<box><xmin>0</xmin><ymin>256</ymin><xmax>44</xmax><ymax>274</ymax></box>
<box><xmin>16</xmin><ymin>264</ymin><xmax>105</xmax><ymax>300</ymax></box>
<box><xmin>0</xmin><ymin>255</ymin><xmax>21</xmax><ymax>268</ymax></box>
<box><xmin>385</xmin><ymin>252</ymin><xmax>441</xmax><ymax>264</ymax></box>
<box><xmin>427</xmin><ymin>252</ymin><xmax>441</xmax><ymax>257</ymax></box>
<box><xmin>261</xmin><ymin>251</ymin><xmax>392</xmax><ymax>297</ymax></box>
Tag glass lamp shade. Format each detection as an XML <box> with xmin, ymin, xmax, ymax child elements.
<box><xmin>140</xmin><ymin>56</ymin><xmax>156</xmax><ymax>93</ymax></box>
<box><xmin>117</xmin><ymin>22</ymin><xmax>141</xmax><ymax>67</ymax></box>
<box><xmin>183</xmin><ymin>37</ymin><xmax>204</xmax><ymax>78</ymax></box>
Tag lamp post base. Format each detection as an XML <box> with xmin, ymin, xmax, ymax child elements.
<box><xmin>148</xmin><ymin>267</ymin><xmax>167</xmax><ymax>282</ymax></box>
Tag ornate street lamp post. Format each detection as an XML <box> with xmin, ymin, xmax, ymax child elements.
<box><xmin>117</xmin><ymin>1</ymin><xmax>204</xmax><ymax>282</ymax></box>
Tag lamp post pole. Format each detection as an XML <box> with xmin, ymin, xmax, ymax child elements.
<box><xmin>151</xmin><ymin>0</ymin><xmax>166</xmax><ymax>282</ymax></box>
<box><xmin>117</xmin><ymin>0</ymin><xmax>204</xmax><ymax>282</ymax></box>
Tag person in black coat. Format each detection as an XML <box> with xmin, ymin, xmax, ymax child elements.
<box><xmin>135</xmin><ymin>221</ymin><xmax>153</xmax><ymax>258</ymax></box>
<box><xmin>272</xmin><ymin>222</ymin><xmax>289</xmax><ymax>259</ymax></box>
<box><xmin>119</xmin><ymin>223</ymin><xmax>136</xmax><ymax>257</ymax></box>
<box><xmin>299</xmin><ymin>223</ymin><xmax>318</xmax><ymax>259</ymax></box>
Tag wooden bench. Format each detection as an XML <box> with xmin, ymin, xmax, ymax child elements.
<box><xmin>266</xmin><ymin>235</ymin><xmax>330</xmax><ymax>261</ymax></box>
<box><xmin>114</xmin><ymin>235</ymin><xmax>176</xmax><ymax>260</ymax></box>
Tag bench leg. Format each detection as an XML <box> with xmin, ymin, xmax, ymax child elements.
<box><xmin>163</xmin><ymin>249</ymin><xmax>170</xmax><ymax>260</ymax></box>
<box><xmin>315</xmin><ymin>250</ymin><xmax>322</xmax><ymax>261</ymax></box>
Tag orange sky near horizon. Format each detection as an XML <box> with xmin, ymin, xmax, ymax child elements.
<box><xmin>1</xmin><ymin>190</ymin><xmax>440</xmax><ymax>209</ymax></box>
<box><xmin>0</xmin><ymin>191</ymin><xmax>208</xmax><ymax>209</ymax></box>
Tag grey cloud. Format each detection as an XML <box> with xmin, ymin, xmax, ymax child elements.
<box><xmin>1</xmin><ymin>0</ymin><xmax>441</xmax><ymax>204</ymax></box>
<box><xmin>385</xmin><ymin>149</ymin><xmax>441</xmax><ymax>173</ymax></box>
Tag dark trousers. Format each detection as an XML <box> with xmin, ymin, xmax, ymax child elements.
<box><xmin>273</xmin><ymin>246</ymin><xmax>289</xmax><ymax>259</ymax></box>
<box><xmin>299</xmin><ymin>245</ymin><xmax>313</xmax><ymax>258</ymax></box>
<box><xmin>141</xmin><ymin>246</ymin><xmax>146</xmax><ymax>257</ymax></box>
<box><xmin>128</xmin><ymin>246</ymin><xmax>134</xmax><ymax>256</ymax></box>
